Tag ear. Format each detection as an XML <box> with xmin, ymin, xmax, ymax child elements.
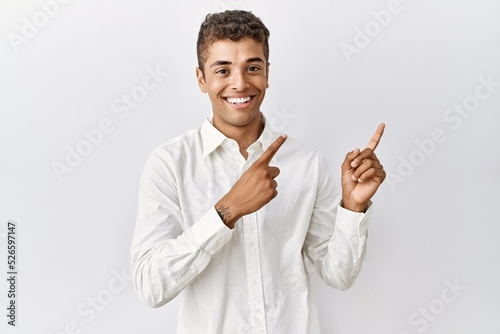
<box><xmin>266</xmin><ymin>62</ymin><xmax>270</xmax><ymax>88</ymax></box>
<box><xmin>196</xmin><ymin>67</ymin><xmax>207</xmax><ymax>93</ymax></box>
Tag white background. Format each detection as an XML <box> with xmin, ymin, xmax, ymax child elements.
<box><xmin>1</xmin><ymin>0</ymin><xmax>499</xmax><ymax>333</ymax></box>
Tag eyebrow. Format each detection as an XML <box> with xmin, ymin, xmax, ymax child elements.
<box><xmin>209</xmin><ymin>57</ymin><xmax>265</xmax><ymax>68</ymax></box>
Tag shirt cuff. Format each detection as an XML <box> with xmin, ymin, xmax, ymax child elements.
<box><xmin>191</xmin><ymin>207</ymin><xmax>234</xmax><ymax>255</ymax></box>
<box><xmin>335</xmin><ymin>201</ymin><xmax>372</xmax><ymax>237</ymax></box>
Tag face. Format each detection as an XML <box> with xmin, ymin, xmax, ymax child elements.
<box><xmin>196</xmin><ymin>38</ymin><xmax>269</xmax><ymax>135</ymax></box>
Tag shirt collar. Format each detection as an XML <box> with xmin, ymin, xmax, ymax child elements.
<box><xmin>201</xmin><ymin>117</ymin><xmax>227</xmax><ymax>159</ymax></box>
<box><xmin>200</xmin><ymin>113</ymin><xmax>277</xmax><ymax>160</ymax></box>
<box><xmin>257</xmin><ymin>114</ymin><xmax>275</xmax><ymax>157</ymax></box>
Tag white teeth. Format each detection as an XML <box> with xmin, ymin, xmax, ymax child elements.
<box><xmin>226</xmin><ymin>96</ymin><xmax>251</xmax><ymax>104</ymax></box>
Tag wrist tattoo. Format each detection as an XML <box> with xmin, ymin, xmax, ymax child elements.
<box><xmin>216</xmin><ymin>205</ymin><xmax>231</xmax><ymax>222</ymax></box>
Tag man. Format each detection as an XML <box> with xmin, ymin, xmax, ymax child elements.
<box><xmin>131</xmin><ymin>10</ymin><xmax>386</xmax><ymax>334</ymax></box>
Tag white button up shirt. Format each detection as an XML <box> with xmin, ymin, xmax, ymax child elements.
<box><xmin>131</xmin><ymin>116</ymin><xmax>372</xmax><ymax>334</ymax></box>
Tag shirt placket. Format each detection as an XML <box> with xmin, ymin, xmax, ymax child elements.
<box><xmin>242</xmin><ymin>212</ymin><xmax>267</xmax><ymax>334</ymax></box>
<box><xmin>226</xmin><ymin>142</ymin><xmax>267</xmax><ymax>334</ymax></box>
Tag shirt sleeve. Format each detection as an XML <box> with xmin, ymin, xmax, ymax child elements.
<box><xmin>130</xmin><ymin>150</ymin><xmax>234</xmax><ymax>308</ymax></box>
<box><xmin>302</xmin><ymin>152</ymin><xmax>372</xmax><ymax>290</ymax></box>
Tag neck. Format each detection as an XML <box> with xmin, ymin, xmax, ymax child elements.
<box><xmin>214</xmin><ymin>114</ymin><xmax>264</xmax><ymax>159</ymax></box>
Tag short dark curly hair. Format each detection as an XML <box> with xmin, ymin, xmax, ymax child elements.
<box><xmin>197</xmin><ymin>10</ymin><xmax>270</xmax><ymax>74</ymax></box>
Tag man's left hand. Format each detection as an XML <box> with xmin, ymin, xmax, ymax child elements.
<box><xmin>341</xmin><ymin>123</ymin><xmax>386</xmax><ymax>212</ymax></box>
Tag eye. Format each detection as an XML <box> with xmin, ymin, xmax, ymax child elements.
<box><xmin>248</xmin><ymin>66</ymin><xmax>260</xmax><ymax>73</ymax></box>
<box><xmin>215</xmin><ymin>68</ymin><xmax>229</xmax><ymax>75</ymax></box>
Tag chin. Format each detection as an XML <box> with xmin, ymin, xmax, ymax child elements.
<box><xmin>229</xmin><ymin>110</ymin><xmax>260</xmax><ymax>125</ymax></box>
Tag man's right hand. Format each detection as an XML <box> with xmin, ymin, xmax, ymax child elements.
<box><xmin>214</xmin><ymin>134</ymin><xmax>287</xmax><ymax>228</ymax></box>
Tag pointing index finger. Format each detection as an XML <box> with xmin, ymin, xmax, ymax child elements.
<box><xmin>258</xmin><ymin>134</ymin><xmax>287</xmax><ymax>165</ymax></box>
<box><xmin>366</xmin><ymin>123</ymin><xmax>385</xmax><ymax>151</ymax></box>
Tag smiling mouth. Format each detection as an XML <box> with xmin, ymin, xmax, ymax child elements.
<box><xmin>224</xmin><ymin>96</ymin><xmax>254</xmax><ymax>105</ymax></box>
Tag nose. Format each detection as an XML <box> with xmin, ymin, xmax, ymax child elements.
<box><xmin>230</xmin><ymin>70</ymin><xmax>249</xmax><ymax>91</ymax></box>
